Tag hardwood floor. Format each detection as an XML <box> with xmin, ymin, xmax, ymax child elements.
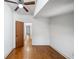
<box><xmin>6</xmin><ymin>36</ymin><xmax>66</xmax><ymax>59</ymax></box>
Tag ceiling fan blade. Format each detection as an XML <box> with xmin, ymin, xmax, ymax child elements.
<box><xmin>15</xmin><ymin>6</ymin><xmax>19</xmax><ymax>11</ymax></box>
<box><xmin>23</xmin><ymin>7</ymin><xmax>29</xmax><ymax>12</ymax></box>
<box><xmin>24</xmin><ymin>1</ymin><xmax>35</xmax><ymax>5</ymax></box>
<box><xmin>4</xmin><ymin>0</ymin><xmax>18</xmax><ymax>4</ymax></box>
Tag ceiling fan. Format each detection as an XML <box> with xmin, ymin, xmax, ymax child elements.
<box><xmin>4</xmin><ymin>0</ymin><xmax>35</xmax><ymax>12</ymax></box>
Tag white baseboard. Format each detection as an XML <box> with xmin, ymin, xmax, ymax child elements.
<box><xmin>32</xmin><ymin>43</ymin><xmax>49</xmax><ymax>45</ymax></box>
<box><xmin>50</xmin><ymin>45</ymin><xmax>70</xmax><ymax>59</ymax></box>
<box><xmin>4</xmin><ymin>48</ymin><xmax>14</xmax><ymax>59</ymax></box>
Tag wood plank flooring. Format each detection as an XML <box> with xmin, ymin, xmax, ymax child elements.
<box><xmin>6</xmin><ymin>36</ymin><xmax>66</xmax><ymax>59</ymax></box>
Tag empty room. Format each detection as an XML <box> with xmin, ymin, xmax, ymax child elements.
<box><xmin>4</xmin><ymin>0</ymin><xmax>74</xmax><ymax>59</ymax></box>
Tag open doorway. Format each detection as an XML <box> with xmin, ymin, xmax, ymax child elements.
<box><xmin>16</xmin><ymin>21</ymin><xmax>32</xmax><ymax>49</ymax></box>
<box><xmin>24</xmin><ymin>23</ymin><xmax>32</xmax><ymax>50</ymax></box>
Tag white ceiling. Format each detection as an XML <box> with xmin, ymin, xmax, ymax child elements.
<box><xmin>5</xmin><ymin>0</ymin><xmax>36</xmax><ymax>15</ymax></box>
<box><xmin>35</xmin><ymin>0</ymin><xmax>74</xmax><ymax>18</ymax></box>
<box><xmin>34</xmin><ymin>0</ymin><xmax>49</xmax><ymax>16</ymax></box>
<box><xmin>5</xmin><ymin>0</ymin><xmax>74</xmax><ymax>17</ymax></box>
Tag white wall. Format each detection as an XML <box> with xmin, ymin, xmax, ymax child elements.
<box><xmin>32</xmin><ymin>18</ymin><xmax>50</xmax><ymax>45</ymax></box>
<box><xmin>4</xmin><ymin>3</ymin><xmax>14</xmax><ymax>58</ymax></box>
<box><xmin>13</xmin><ymin>12</ymin><xmax>33</xmax><ymax>23</ymax></box>
<box><xmin>13</xmin><ymin>13</ymin><xmax>50</xmax><ymax>45</ymax></box>
<box><xmin>49</xmin><ymin>12</ymin><xmax>74</xmax><ymax>59</ymax></box>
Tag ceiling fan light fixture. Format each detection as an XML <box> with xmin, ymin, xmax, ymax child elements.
<box><xmin>5</xmin><ymin>0</ymin><xmax>35</xmax><ymax>12</ymax></box>
<box><xmin>18</xmin><ymin>4</ymin><xmax>23</xmax><ymax>8</ymax></box>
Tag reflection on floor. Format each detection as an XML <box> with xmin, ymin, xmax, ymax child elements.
<box><xmin>6</xmin><ymin>36</ymin><xmax>66</xmax><ymax>59</ymax></box>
